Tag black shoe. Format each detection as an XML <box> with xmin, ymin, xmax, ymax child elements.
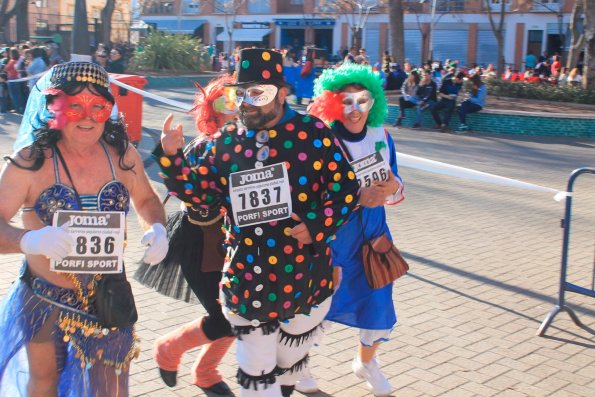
<box><xmin>158</xmin><ymin>368</ymin><xmax>177</xmax><ymax>387</ymax></box>
<box><xmin>281</xmin><ymin>385</ymin><xmax>295</xmax><ymax>397</ymax></box>
<box><xmin>412</xmin><ymin>123</ymin><xmax>420</xmax><ymax>129</ymax></box>
<box><xmin>198</xmin><ymin>381</ymin><xmax>232</xmax><ymax>395</ymax></box>
<box><xmin>393</xmin><ymin>117</ymin><xmax>403</xmax><ymax>126</ymax></box>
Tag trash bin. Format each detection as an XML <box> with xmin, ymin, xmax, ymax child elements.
<box><xmin>109</xmin><ymin>74</ymin><xmax>148</xmax><ymax>145</ymax></box>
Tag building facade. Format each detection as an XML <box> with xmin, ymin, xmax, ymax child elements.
<box><xmin>139</xmin><ymin>0</ymin><xmax>577</xmax><ymax>69</ymax></box>
<box><xmin>4</xmin><ymin>0</ymin><xmax>131</xmax><ymax>46</ymax></box>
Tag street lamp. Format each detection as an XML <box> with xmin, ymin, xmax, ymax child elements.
<box><xmin>420</xmin><ymin>0</ymin><xmax>437</xmax><ymax>61</ymax></box>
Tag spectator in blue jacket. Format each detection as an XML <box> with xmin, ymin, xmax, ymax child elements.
<box><xmin>430</xmin><ymin>70</ymin><xmax>465</xmax><ymax>132</ymax></box>
<box><xmin>457</xmin><ymin>74</ymin><xmax>487</xmax><ymax>132</ymax></box>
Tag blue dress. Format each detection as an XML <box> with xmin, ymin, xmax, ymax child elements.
<box><xmin>0</xmin><ymin>142</ymin><xmax>134</xmax><ymax>397</ymax></box>
<box><xmin>326</xmin><ymin>124</ymin><xmax>403</xmax><ymax>331</ymax></box>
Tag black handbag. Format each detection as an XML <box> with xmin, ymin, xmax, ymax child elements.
<box><xmin>95</xmin><ymin>272</ymin><xmax>138</xmax><ymax>328</ymax></box>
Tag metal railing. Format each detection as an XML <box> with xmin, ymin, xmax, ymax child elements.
<box><xmin>537</xmin><ymin>167</ymin><xmax>595</xmax><ymax>337</ymax></box>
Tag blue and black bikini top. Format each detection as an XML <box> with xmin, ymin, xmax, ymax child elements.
<box><xmin>23</xmin><ymin>141</ymin><xmax>130</xmax><ymax>225</ymax></box>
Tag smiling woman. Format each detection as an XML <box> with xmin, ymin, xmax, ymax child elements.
<box><xmin>0</xmin><ymin>62</ymin><xmax>167</xmax><ymax>396</ymax></box>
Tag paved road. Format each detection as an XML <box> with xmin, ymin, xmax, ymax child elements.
<box><xmin>0</xmin><ymin>89</ymin><xmax>593</xmax><ymax>397</ymax></box>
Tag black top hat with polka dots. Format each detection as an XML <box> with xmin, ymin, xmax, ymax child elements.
<box><xmin>227</xmin><ymin>48</ymin><xmax>289</xmax><ymax>87</ymax></box>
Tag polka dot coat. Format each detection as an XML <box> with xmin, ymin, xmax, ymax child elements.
<box><xmin>158</xmin><ymin>114</ymin><xmax>360</xmax><ymax>323</ymax></box>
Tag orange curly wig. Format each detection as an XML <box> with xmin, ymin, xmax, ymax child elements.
<box><xmin>192</xmin><ymin>74</ymin><xmax>236</xmax><ymax>136</ymax></box>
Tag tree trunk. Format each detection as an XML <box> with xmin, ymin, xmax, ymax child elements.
<box><xmin>583</xmin><ymin>0</ymin><xmax>595</xmax><ymax>90</ymax></box>
<box><xmin>566</xmin><ymin>0</ymin><xmax>585</xmax><ymax>69</ymax></box>
<box><xmin>0</xmin><ymin>0</ymin><xmax>16</xmax><ymax>44</ymax></box>
<box><xmin>71</xmin><ymin>0</ymin><xmax>91</xmax><ymax>56</ymax></box>
<box><xmin>16</xmin><ymin>0</ymin><xmax>28</xmax><ymax>41</ymax></box>
<box><xmin>100</xmin><ymin>0</ymin><xmax>116</xmax><ymax>45</ymax></box>
<box><xmin>485</xmin><ymin>0</ymin><xmax>506</xmax><ymax>77</ymax></box>
<box><xmin>389</xmin><ymin>0</ymin><xmax>405</xmax><ymax>65</ymax></box>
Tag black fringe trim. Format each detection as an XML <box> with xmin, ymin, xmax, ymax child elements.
<box><xmin>275</xmin><ymin>354</ymin><xmax>310</xmax><ymax>376</ymax></box>
<box><xmin>237</xmin><ymin>367</ymin><xmax>276</xmax><ymax>391</ymax></box>
<box><xmin>232</xmin><ymin>321</ymin><xmax>280</xmax><ymax>340</ymax></box>
<box><xmin>279</xmin><ymin>323</ymin><xmax>321</xmax><ymax>347</ymax></box>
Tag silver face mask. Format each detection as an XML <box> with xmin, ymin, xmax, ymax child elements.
<box><xmin>342</xmin><ymin>90</ymin><xmax>375</xmax><ymax>114</ymax></box>
<box><xmin>234</xmin><ymin>84</ymin><xmax>279</xmax><ymax>107</ymax></box>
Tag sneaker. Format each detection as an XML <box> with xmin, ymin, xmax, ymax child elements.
<box><xmin>457</xmin><ymin>124</ymin><xmax>469</xmax><ymax>132</ymax></box>
<box><xmin>352</xmin><ymin>357</ymin><xmax>392</xmax><ymax>397</ymax></box>
<box><xmin>411</xmin><ymin>123</ymin><xmax>420</xmax><ymax>129</ymax></box>
<box><xmin>432</xmin><ymin>124</ymin><xmax>441</xmax><ymax>130</ymax></box>
<box><xmin>295</xmin><ymin>376</ymin><xmax>319</xmax><ymax>394</ymax></box>
<box><xmin>440</xmin><ymin>124</ymin><xmax>448</xmax><ymax>132</ymax></box>
<box><xmin>392</xmin><ymin>117</ymin><xmax>403</xmax><ymax>126</ymax></box>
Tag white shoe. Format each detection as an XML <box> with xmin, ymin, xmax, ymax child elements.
<box><xmin>352</xmin><ymin>357</ymin><xmax>392</xmax><ymax>397</ymax></box>
<box><xmin>295</xmin><ymin>376</ymin><xmax>319</xmax><ymax>394</ymax></box>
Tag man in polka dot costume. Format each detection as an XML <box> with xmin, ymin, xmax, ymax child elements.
<box><xmin>156</xmin><ymin>48</ymin><xmax>365</xmax><ymax>396</ymax></box>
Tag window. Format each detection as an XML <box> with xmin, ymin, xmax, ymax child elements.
<box><xmin>436</xmin><ymin>0</ymin><xmax>465</xmax><ymax>12</ymax></box>
<box><xmin>247</xmin><ymin>0</ymin><xmax>271</xmax><ymax>13</ymax></box>
<box><xmin>532</xmin><ymin>0</ymin><xmax>561</xmax><ymax>12</ymax></box>
<box><xmin>182</xmin><ymin>0</ymin><xmax>201</xmax><ymax>14</ymax></box>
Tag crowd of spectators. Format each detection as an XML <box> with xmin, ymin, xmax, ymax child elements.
<box><xmin>0</xmin><ymin>40</ymin><xmax>130</xmax><ymax>114</ymax></box>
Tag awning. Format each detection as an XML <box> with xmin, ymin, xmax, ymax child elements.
<box><xmin>274</xmin><ymin>19</ymin><xmax>334</xmax><ymax>27</ymax></box>
<box><xmin>216</xmin><ymin>28</ymin><xmax>272</xmax><ymax>42</ymax></box>
<box><xmin>142</xmin><ymin>19</ymin><xmax>206</xmax><ymax>34</ymax></box>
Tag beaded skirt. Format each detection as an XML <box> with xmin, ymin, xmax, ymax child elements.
<box><xmin>0</xmin><ymin>264</ymin><xmax>138</xmax><ymax>397</ymax></box>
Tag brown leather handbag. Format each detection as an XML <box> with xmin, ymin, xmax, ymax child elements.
<box><xmin>362</xmin><ymin>233</ymin><xmax>409</xmax><ymax>289</ymax></box>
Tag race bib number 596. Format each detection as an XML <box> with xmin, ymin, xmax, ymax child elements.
<box><xmin>350</xmin><ymin>152</ymin><xmax>390</xmax><ymax>187</ymax></box>
<box><xmin>229</xmin><ymin>163</ymin><xmax>292</xmax><ymax>227</ymax></box>
<box><xmin>51</xmin><ymin>210</ymin><xmax>125</xmax><ymax>274</ymax></box>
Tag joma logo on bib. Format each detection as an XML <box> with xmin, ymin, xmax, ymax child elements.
<box><xmin>239</xmin><ymin>169</ymin><xmax>274</xmax><ymax>185</ymax></box>
<box><xmin>68</xmin><ymin>214</ymin><xmax>109</xmax><ymax>226</ymax></box>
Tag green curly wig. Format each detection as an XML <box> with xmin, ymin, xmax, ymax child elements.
<box><xmin>313</xmin><ymin>63</ymin><xmax>387</xmax><ymax>127</ymax></box>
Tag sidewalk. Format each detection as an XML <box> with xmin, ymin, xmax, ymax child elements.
<box><xmin>0</xmin><ymin>91</ymin><xmax>593</xmax><ymax>396</ymax></box>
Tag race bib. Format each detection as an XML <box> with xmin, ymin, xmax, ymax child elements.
<box><xmin>229</xmin><ymin>162</ymin><xmax>292</xmax><ymax>227</ymax></box>
<box><xmin>350</xmin><ymin>152</ymin><xmax>390</xmax><ymax>187</ymax></box>
<box><xmin>51</xmin><ymin>210</ymin><xmax>125</xmax><ymax>274</ymax></box>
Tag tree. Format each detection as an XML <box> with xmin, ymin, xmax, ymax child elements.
<box><xmin>388</xmin><ymin>0</ymin><xmax>405</xmax><ymax>65</ymax></box>
<box><xmin>208</xmin><ymin>0</ymin><xmax>246</xmax><ymax>54</ymax></box>
<box><xmin>71</xmin><ymin>0</ymin><xmax>91</xmax><ymax>56</ymax></box>
<box><xmin>15</xmin><ymin>0</ymin><xmax>29</xmax><ymax>41</ymax></box>
<box><xmin>100</xmin><ymin>0</ymin><xmax>116</xmax><ymax>45</ymax></box>
<box><xmin>317</xmin><ymin>0</ymin><xmax>384</xmax><ymax>50</ymax></box>
<box><xmin>484</xmin><ymin>0</ymin><xmax>506</xmax><ymax>76</ymax></box>
<box><xmin>566</xmin><ymin>0</ymin><xmax>585</xmax><ymax>69</ymax></box>
<box><xmin>583</xmin><ymin>0</ymin><xmax>594</xmax><ymax>90</ymax></box>
<box><xmin>0</xmin><ymin>0</ymin><xmax>20</xmax><ymax>44</ymax></box>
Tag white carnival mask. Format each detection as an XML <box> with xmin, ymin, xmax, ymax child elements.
<box><xmin>233</xmin><ymin>84</ymin><xmax>279</xmax><ymax>107</ymax></box>
<box><xmin>342</xmin><ymin>90</ymin><xmax>375</xmax><ymax>114</ymax></box>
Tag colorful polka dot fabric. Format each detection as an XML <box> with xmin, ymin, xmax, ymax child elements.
<box><xmin>158</xmin><ymin>114</ymin><xmax>360</xmax><ymax>323</ymax></box>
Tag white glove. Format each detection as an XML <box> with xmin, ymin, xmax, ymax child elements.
<box><xmin>20</xmin><ymin>224</ymin><xmax>75</xmax><ymax>261</ymax></box>
<box><xmin>141</xmin><ymin>223</ymin><xmax>168</xmax><ymax>266</ymax></box>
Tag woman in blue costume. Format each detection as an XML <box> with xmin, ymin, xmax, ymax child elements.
<box><xmin>301</xmin><ymin>63</ymin><xmax>405</xmax><ymax>397</ymax></box>
<box><xmin>0</xmin><ymin>62</ymin><xmax>168</xmax><ymax>396</ymax></box>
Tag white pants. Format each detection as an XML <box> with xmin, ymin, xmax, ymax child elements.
<box><xmin>223</xmin><ymin>298</ymin><xmax>331</xmax><ymax>397</ymax></box>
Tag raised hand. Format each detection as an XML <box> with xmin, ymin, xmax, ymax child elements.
<box><xmin>161</xmin><ymin>113</ymin><xmax>185</xmax><ymax>155</ymax></box>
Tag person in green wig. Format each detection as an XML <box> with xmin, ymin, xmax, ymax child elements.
<box><xmin>299</xmin><ymin>63</ymin><xmax>405</xmax><ymax>396</ymax></box>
